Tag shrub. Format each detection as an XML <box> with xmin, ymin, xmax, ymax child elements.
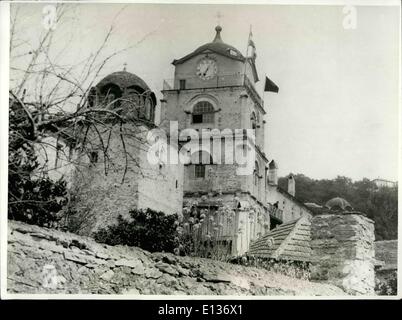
<box><xmin>177</xmin><ymin>198</ymin><xmax>238</xmax><ymax>261</ymax></box>
<box><xmin>8</xmin><ymin>147</ymin><xmax>68</xmax><ymax>227</ymax></box>
<box><xmin>8</xmin><ymin>104</ymin><xmax>69</xmax><ymax>228</ymax></box>
<box><xmin>93</xmin><ymin>208</ymin><xmax>179</xmax><ymax>253</ymax></box>
<box><xmin>375</xmin><ymin>271</ymin><xmax>397</xmax><ymax>295</ymax></box>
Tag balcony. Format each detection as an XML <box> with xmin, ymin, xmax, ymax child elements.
<box><xmin>163</xmin><ymin>74</ymin><xmax>264</xmax><ymax>108</ymax></box>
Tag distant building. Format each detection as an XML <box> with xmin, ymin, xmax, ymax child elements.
<box><xmin>372</xmin><ymin>178</ymin><xmax>397</xmax><ymax>189</ymax></box>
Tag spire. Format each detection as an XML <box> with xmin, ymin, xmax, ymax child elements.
<box><xmin>213</xmin><ymin>25</ymin><xmax>223</xmax><ymax>43</ymax></box>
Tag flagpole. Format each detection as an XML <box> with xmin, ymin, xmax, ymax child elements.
<box><xmin>243</xmin><ymin>25</ymin><xmax>252</xmax><ymax>86</ymax></box>
<box><xmin>263</xmin><ymin>72</ymin><xmax>266</xmax><ymax>110</ymax></box>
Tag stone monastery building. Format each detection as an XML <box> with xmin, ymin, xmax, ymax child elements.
<box><xmin>42</xmin><ymin>25</ymin><xmax>313</xmax><ymax>256</ymax></box>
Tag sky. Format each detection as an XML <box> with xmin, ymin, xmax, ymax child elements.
<box><xmin>9</xmin><ymin>2</ymin><xmax>400</xmax><ymax>182</ymax></box>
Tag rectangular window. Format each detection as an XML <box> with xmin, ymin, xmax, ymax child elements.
<box><xmin>194</xmin><ymin>165</ymin><xmax>205</xmax><ymax>178</ymax></box>
<box><xmin>192</xmin><ymin>114</ymin><xmax>203</xmax><ymax>124</ymax></box>
<box><xmin>179</xmin><ymin>79</ymin><xmax>186</xmax><ymax>90</ymax></box>
<box><xmin>192</xmin><ymin>113</ymin><xmax>214</xmax><ymax>124</ymax></box>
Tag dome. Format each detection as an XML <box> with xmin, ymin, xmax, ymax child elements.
<box><xmin>325</xmin><ymin>197</ymin><xmax>353</xmax><ymax>211</ymax></box>
<box><xmin>304</xmin><ymin>202</ymin><xmax>323</xmax><ymax>209</ymax></box>
<box><xmin>95</xmin><ymin>71</ymin><xmax>156</xmax><ymax>106</ymax></box>
<box><xmin>172</xmin><ymin>25</ymin><xmax>245</xmax><ymax>65</ymax></box>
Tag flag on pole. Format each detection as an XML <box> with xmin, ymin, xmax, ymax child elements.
<box><xmin>247</xmin><ymin>27</ymin><xmax>256</xmax><ymax>59</ymax></box>
<box><xmin>264</xmin><ymin>76</ymin><xmax>279</xmax><ymax>93</ymax></box>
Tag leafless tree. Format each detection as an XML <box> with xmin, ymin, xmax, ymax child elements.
<box><xmin>8</xmin><ymin>3</ymin><xmax>160</xmax><ymax>228</ymax></box>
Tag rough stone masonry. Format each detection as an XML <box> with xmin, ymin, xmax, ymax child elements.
<box><xmin>6</xmin><ymin>220</ymin><xmax>345</xmax><ymax>296</ymax></box>
<box><xmin>310</xmin><ymin>213</ymin><xmax>375</xmax><ymax>295</ymax></box>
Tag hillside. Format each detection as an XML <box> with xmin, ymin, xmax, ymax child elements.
<box><xmin>278</xmin><ymin>175</ymin><xmax>398</xmax><ymax>240</ymax></box>
<box><xmin>6</xmin><ymin>220</ymin><xmax>345</xmax><ymax>296</ymax></box>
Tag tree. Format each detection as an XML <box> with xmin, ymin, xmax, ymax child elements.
<box><xmin>8</xmin><ymin>3</ymin><xmax>158</xmax><ymax>229</ymax></box>
<box><xmin>279</xmin><ymin>174</ymin><xmax>398</xmax><ymax>240</ymax></box>
<box><xmin>8</xmin><ymin>106</ymin><xmax>68</xmax><ymax>226</ymax></box>
<box><xmin>93</xmin><ymin>208</ymin><xmax>180</xmax><ymax>253</ymax></box>
<box><xmin>366</xmin><ymin>187</ymin><xmax>398</xmax><ymax>240</ymax></box>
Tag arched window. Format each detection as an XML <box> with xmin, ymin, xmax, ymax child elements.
<box><xmin>144</xmin><ymin>95</ymin><xmax>154</xmax><ymax>121</ymax></box>
<box><xmin>106</xmin><ymin>92</ymin><xmax>116</xmax><ymax>106</ymax></box>
<box><xmin>121</xmin><ymin>89</ymin><xmax>141</xmax><ymax>118</ymax></box>
<box><xmin>192</xmin><ymin>101</ymin><xmax>214</xmax><ymax>124</ymax></box>
<box><xmin>254</xmin><ymin>161</ymin><xmax>259</xmax><ymax>186</ymax></box>
<box><xmin>87</xmin><ymin>87</ymin><xmax>97</xmax><ymax>108</ymax></box>
<box><xmin>101</xmin><ymin>84</ymin><xmax>122</xmax><ymax>109</ymax></box>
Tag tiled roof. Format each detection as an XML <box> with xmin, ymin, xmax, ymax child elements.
<box><xmin>96</xmin><ymin>71</ymin><xmax>151</xmax><ymax>92</ymax></box>
<box><xmin>172</xmin><ymin>26</ymin><xmax>245</xmax><ymax>65</ymax></box>
<box><xmin>248</xmin><ymin>216</ymin><xmax>312</xmax><ymax>262</ymax></box>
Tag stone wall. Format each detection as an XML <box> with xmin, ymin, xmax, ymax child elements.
<box><xmin>7</xmin><ymin>220</ymin><xmax>345</xmax><ymax>296</ymax></box>
<box><xmin>375</xmin><ymin>240</ymin><xmax>398</xmax><ymax>269</ymax></box>
<box><xmin>310</xmin><ymin>213</ymin><xmax>375</xmax><ymax>295</ymax></box>
<box><xmin>374</xmin><ymin>240</ymin><xmax>398</xmax><ymax>295</ymax></box>
<box><xmin>184</xmin><ymin>164</ymin><xmax>243</xmax><ymax>194</ymax></box>
<box><xmin>67</xmin><ymin>124</ymin><xmax>183</xmax><ymax>236</ymax></box>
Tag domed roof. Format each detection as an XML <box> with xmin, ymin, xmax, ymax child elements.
<box><xmin>325</xmin><ymin>197</ymin><xmax>353</xmax><ymax>211</ymax></box>
<box><xmin>172</xmin><ymin>26</ymin><xmax>245</xmax><ymax>65</ymax></box>
<box><xmin>96</xmin><ymin>71</ymin><xmax>151</xmax><ymax>92</ymax></box>
<box><xmin>304</xmin><ymin>202</ymin><xmax>323</xmax><ymax>209</ymax></box>
<box><xmin>95</xmin><ymin>70</ymin><xmax>156</xmax><ymax>105</ymax></box>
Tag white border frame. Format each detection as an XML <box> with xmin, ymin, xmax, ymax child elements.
<box><xmin>0</xmin><ymin>0</ymin><xmax>400</xmax><ymax>300</ymax></box>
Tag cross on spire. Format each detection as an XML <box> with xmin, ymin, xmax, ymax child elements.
<box><xmin>123</xmin><ymin>62</ymin><xmax>127</xmax><ymax>71</ymax></box>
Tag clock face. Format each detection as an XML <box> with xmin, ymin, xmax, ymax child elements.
<box><xmin>196</xmin><ymin>58</ymin><xmax>217</xmax><ymax>80</ymax></box>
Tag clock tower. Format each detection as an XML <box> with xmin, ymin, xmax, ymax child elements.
<box><xmin>161</xmin><ymin>25</ymin><xmax>272</xmax><ymax>255</ymax></box>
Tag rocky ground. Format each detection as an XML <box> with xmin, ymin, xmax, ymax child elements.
<box><xmin>6</xmin><ymin>220</ymin><xmax>346</xmax><ymax>296</ymax></box>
